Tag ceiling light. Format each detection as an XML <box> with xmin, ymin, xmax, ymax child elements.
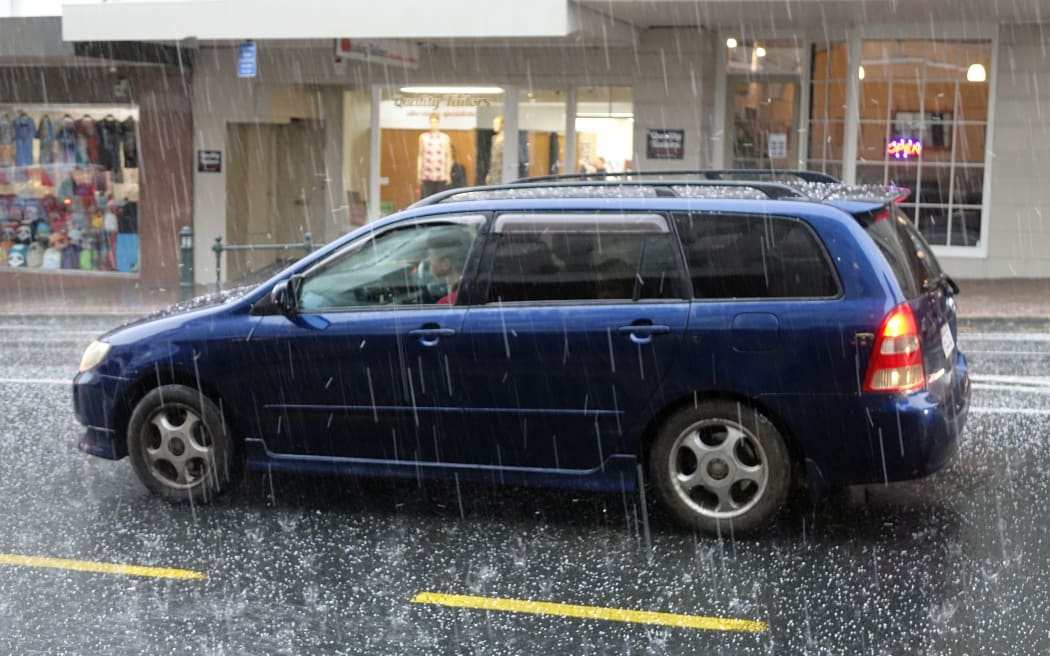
<box><xmin>726</xmin><ymin>37</ymin><xmax>738</xmax><ymax>49</ymax></box>
<box><xmin>755</xmin><ymin>46</ymin><xmax>767</xmax><ymax>58</ymax></box>
<box><xmin>400</xmin><ymin>86</ymin><xmax>504</xmax><ymax>95</ymax></box>
<box><xmin>966</xmin><ymin>63</ymin><xmax>987</xmax><ymax>82</ymax></box>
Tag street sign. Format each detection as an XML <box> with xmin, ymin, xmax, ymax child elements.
<box><xmin>646</xmin><ymin>129</ymin><xmax>684</xmax><ymax>159</ymax></box>
<box><xmin>197</xmin><ymin>150</ymin><xmax>222</xmax><ymax>173</ymax></box>
<box><xmin>237</xmin><ymin>42</ymin><xmax>257</xmax><ymax>78</ymax></box>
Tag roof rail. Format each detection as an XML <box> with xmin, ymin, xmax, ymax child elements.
<box><xmin>514</xmin><ymin>169</ymin><xmax>842</xmax><ymax>184</ymax></box>
<box><xmin>406</xmin><ymin>171</ymin><xmax>898</xmax><ymax>209</ymax></box>
<box><xmin>408</xmin><ymin>179</ymin><xmax>808</xmax><ymax>207</ymax></box>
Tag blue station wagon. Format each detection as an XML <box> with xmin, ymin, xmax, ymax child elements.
<box><xmin>73</xmin><ymin>172</ymin><xmax>971</xmax><ymax>534</ymax></box>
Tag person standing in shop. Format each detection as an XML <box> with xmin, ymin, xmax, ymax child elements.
<box><xmin>484</xmin><ymin>115</ymin><xmax>504</xmax><ymax>185</ymax></box>
<box><xmin>417</xmin><ymin>112</ymin><xmax>452</xmax><ymax>200</ymax></box>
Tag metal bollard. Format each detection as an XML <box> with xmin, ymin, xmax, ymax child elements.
<box><xmin>212</xmin><ymin>236</ymin><xmax>224</xmax><ymax>293</ymax></box>
<box><xmin>304</xmin><ymin>232</ymin><xmax>313</xmax><ymax>252</ymax></box>
<box><xmin>178</xmin><ymin>226</ymin><xmax>194</xmax><ymax>301</ymax></box>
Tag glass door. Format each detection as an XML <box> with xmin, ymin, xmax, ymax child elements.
<box><xmin>725</xmin><ymin>75</ymin><xmax>800</xmax><ymax>169</ymax></box>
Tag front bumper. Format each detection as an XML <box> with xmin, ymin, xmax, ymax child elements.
<box><xmin>73</xmin><ymin>369</ymin><xmax>129</xmax><ymax>460</ymax></box>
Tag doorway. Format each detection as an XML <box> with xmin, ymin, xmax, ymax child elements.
<box><xmin>225</xmin><ymin>119</ymin><xmax>327</xmax><ymax>282</ymax></box>
<box><xmin>725</xmin><ymin>75</ymin><xmax>800</xmax><ymax>169</ymax></box>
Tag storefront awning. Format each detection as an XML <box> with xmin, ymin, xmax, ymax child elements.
<box><xmin>61</xmin><ymin>0</ymin><xmax>574</xmax><ymax>41</ymax></box>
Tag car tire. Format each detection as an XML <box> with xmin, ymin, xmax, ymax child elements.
<box><xmin>127</xmin><ymin>384</ymin><xmax>241</xmax><ymax>503</ymax></box>
<box><xmin>649</xmin><ymin>400</ymin><xmax>791</xmax><ymax>536</ymax></box>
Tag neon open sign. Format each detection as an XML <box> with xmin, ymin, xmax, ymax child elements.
<box><xmin>887</xmin><ymin>138</ymin><xmax>923</xmax><ymax>159</ymax></box>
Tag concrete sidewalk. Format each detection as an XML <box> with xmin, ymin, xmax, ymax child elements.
<box><xmin>0</xmin><ymin>277</ymin><xmax>1046</xmax><ymax>320</ymax></box>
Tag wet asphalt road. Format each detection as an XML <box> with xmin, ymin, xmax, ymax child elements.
<box><xmin>0</xmin><ymin>315</ymin><xmax>1048</xmax><ymax>655</ymax></box>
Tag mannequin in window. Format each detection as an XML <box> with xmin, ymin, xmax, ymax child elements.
<box><xmin>417</xmin><ymin>112</ymin><xmax>451</xmax><ymax>199</ymax></box>
<box><xmin>484</xmin><ymin>115</ymin><xmax>504</xmax><ymax>185</ymax></box>
<box><xmin>449</xmin><ymin>145</ymin><xmax>467</xmax><ymax>189</ymax></box>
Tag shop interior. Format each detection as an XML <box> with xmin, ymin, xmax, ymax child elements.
<box><xmin>0</xmin><ymin>103</ymin><xmax>140</xmax><ymax>273</ymax></box>
<box><xmin>810</xmin><ymin>40</ymin><xmax>991</xmax><ymax>247</ymax></box>
<box><xmin>377</xmin><ymin>86</ymin><xmax>634</xmax><ymax>215</ymax></box>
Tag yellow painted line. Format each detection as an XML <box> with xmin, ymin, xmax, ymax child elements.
<box><xmin>0</xmin><ymin>553</ymin><xmax>207</xmax><ymax>580</ymax></box>
<box><xmin>411</xmin><ymin>592</ymin><xmax>767</xmax><ymax>633</ymax></box>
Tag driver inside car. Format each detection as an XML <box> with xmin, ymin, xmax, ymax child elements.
<box><xmin>425</xmin><ymin>227</ymin><xmax>474</xmax><ymax>305</ymax></box>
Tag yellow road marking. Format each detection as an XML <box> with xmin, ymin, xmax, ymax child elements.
<box><xmin>412</xmin><ymin>592</ymin><xmax>767</xmax><ymax>633</ymax></box>
<box><xmin>0</xmin><ymin>553</ymin><xmax>207</xmax><ymax>580</ymax></box>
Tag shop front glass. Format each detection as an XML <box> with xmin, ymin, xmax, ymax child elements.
<box><xmin>808</xmin><ymin>42</ymin><xmax>848</xmax><ymax>179</ymax></box>
<box><xmin>854</xmin><ymin>39</ymin><xmax>991</xmax><ymax>248</ymax></box>
<box><xmin>518</xmin><ymin>89</ymin><xmax>567</xmax><ymax>178</ymax></box>
<box><xmin>575</xmin><ymin>86</ymin><xmax>633</xmax><ymax>175</ymax></box>
<box><xmin>378</xmin><ymin>86</ymin><xmax>505</xmax><ymax>216</ymax></box>
<box><xmin>0</xmin><ymin>104</ymin><xmax>140</xmax><ymax>273</ymax></box>
<box><xmin>725</xmin><ymin>40</ymin><xmax>805</xmax><ymax>170</ymax></box>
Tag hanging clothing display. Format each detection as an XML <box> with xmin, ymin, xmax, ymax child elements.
<box><xmin>0</xmin><ymin>103</ymin><xmax>142</xmax><ymax>280</ymax></box>
<box><xmin>37</xmin><ymin>115</ymin><xmax>55</xmax><ymax>165</ymax></box>
<box><xmin>56</xmin><ymin>115</ymin><xmax>77</xmax><ymax>164</ymax></box>
<box><xmin>0</xmin><ymin>113</ymin><xmax>13</xmax><ymax>166</ymax></box>
<box><xmin>13</xmin><ymin>113</ymin><xmax>36</xmax><ymax>167</ymax></box>
<box><xmin>74</xmin><ymin>115</ymin><xmax>99</xmax><ymax>166</ymax></box>
<box><xmin>121</xmin><ymin>116</ymin><xmax>138</xmax><ymax>168</ymax></box>
<box><xmin>97</xmin><ymin>116</ymin><xmax>123</xmax><ymax>180</ymax></box>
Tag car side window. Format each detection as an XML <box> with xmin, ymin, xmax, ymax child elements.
<box><xmin>298</xmin><ymin>215</ymin><xmax>484</xmax><ymax>310</ymax></box>
<box><xmin>482</xmin><ymin>213</ymin><xmax>684</xmax><ymax>303</ymax></box>
<box><xmin>673</xmin><ymin>212</ymin><xmax>839</xmax><ymax>299</ymax></box>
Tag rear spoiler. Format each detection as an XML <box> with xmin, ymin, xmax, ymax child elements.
<box><xmin>825</xmin><ymin>200</ymin><xmax>892</xmax><ymax>227</ymax></box>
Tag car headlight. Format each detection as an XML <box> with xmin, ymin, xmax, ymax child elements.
<box><xmin>79</xmin><ymin>340</ymin><xmax>111</xmax><ymax>373</ymax></box>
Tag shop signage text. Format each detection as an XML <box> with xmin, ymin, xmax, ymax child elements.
<box><xmin>336</xmin><ymin>39</ymin><xmax>419</xmax><ymax>69</ymax></box>
<box><xmin>393</xmin><ymin>94</ymin><xmax>492</xmax><ymax>110</ymax></box>
<box><xmin>646</xmin><ymin>129</ymin><xmax>684</xmax><ymax>159</ymax></box>
<box><xmin>198</xmin><ymin>150</ymin><xmax>222</xmax><ymax>173</ymax></box>
<box><xmin>768</xmin><ymin>133</ymin><xmax>788</xmax><ymax>159</ymax></box>
<box><xmin>887</xmin><ymin>137</ymin><xmax>923</xmax><ymax>159</ymax></box>
<box><xmin>237</xmin><ymin>42</ymin><xmax>257</xmax><ymax>78</ymax></box>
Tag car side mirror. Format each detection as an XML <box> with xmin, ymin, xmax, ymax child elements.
<box><xmin>270</xmin><ymin>276</ymin><xmax>301</xmax><ymax>316</ymax></box>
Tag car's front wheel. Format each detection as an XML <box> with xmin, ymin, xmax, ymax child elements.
<box><xmin>649</xmin><ymin>401</ymin><xmax>791</xmax><ymax>535</ymax></box>
<box><xmin>126</xmin><ymin>384</ymin><xmax>241</xmax><ymax>503</ymax></box>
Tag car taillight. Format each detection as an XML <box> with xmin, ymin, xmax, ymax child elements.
<box><xmin>863</xmin><ymin>303</ymin><xmax>925</xmax><ymax>393</ymax></box>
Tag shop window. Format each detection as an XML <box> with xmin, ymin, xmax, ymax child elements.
<box><xmin>725</xmin><ymin>39</ymin><xmax>805</xmax><ymax>75</ymax></box>
<box><xmin>575</xmin><ymin>87</ymin><xmax>633</xmax><ymax>176</ymax></box>
<box><xmin>853</xmin><ymin>39</ymin><xmax>991</xmax><ymax>249</ymax></box>
<box><xmin>808</xmin><ymin>42</ymin><xmax>848</xmax><ymax>175</ymax></box>
<box><xmin>0</xmin><ymin>105</ymin><xmax>140</xmax><ymax>273</ymax></box>
<box><xmin>518</xmin><ymin>89</ymin><xmax>566</xmax><ymax>178</ymax></box>
<box><xmin>378</xmin><ymin>86</ymin><xmax>506</xmax><ymax>215</ymax></box>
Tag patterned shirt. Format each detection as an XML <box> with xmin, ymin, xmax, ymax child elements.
<box><xmin>420</xmin><ymin>131</ymin><xmax>449</xmax><ymax>182</ymax></box>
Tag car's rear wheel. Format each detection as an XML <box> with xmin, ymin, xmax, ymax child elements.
<box><xmin>649</xmin><ymin>401</ymin><xmax>790</xmax><ymax>535</ymax></box>
<box><xmin>127</xmin><ymin>384</ymin><xmax>241</xmax><ymax>503</ymax></box>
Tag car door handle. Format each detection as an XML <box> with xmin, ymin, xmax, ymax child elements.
<box><xmin>409</xmin><ymin>327</ymin><xmax>456</xmax><ymax>346</ymax></box>
<box><xmin>617</xmin><ymin>324</ymin><xmax>671</xmax><ymax>335</ymax></box>
<box><xmin>409</xmin><ymin>328</ymin><xmax>456</xmax><ymax>337</ymax></box>
<box><xmin>617</xmin><ymin>324</ymin><xmax>671</xmax><ymax>345</ymax></box>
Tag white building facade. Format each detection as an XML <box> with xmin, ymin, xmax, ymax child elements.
<box><xmin>4</xmin><ymin>0</ymin><xmax>1049</xmax><ymax>287</ymax></box>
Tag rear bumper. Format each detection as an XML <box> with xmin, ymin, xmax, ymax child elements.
<box><xmin>73</xmin><ymin>369</ymin><xmax>128</xmax><ymax>460</ymax></box>
<box><xmin>766</xmin><ymin>352</ymin><xmax>970</xmax><ymax>492</ymax></box>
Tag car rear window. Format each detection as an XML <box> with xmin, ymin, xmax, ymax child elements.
<box><xmin>858</xmin><ymin>205</ymin><xmax>944</xmax><ymax>298</ymax></box>
<box><xmin>672</xmin><ymin>212</ymin><xmax>839</xmax><ymax>299</ymax></box>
